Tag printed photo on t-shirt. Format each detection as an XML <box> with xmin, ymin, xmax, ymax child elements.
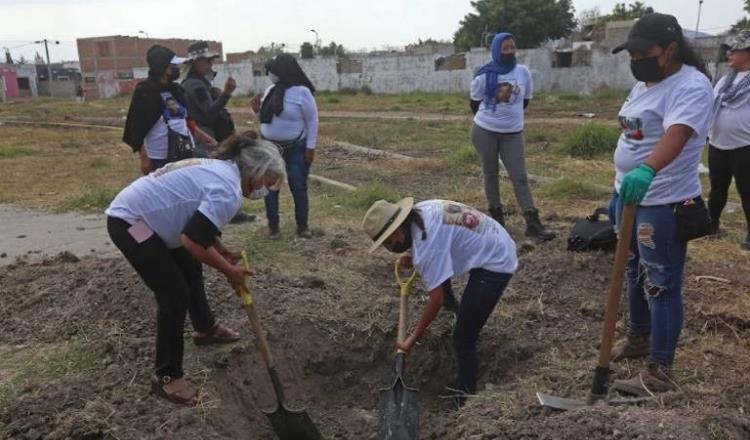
<box><xmin>160</xmin><ymin>92</ymin><xmax>187</xmax><ymax>120</ymax></box>
<box><xmin>496</xmin><ymin>81</ymin><xmax>520</xmax><ymax>105</ymax></box>
<box><xmin>619</xmin><ymin>116</ymin><xmax>644</xmax><ymax>141</ymax></box>
<box><xmin>441</xmin><ymin>201</ymin><xmax>485</xmax><ymax>232</ymax></box>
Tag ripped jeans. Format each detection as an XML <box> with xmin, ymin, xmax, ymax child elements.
<box><xmin>609</xmin><ymin>194</ymin><xmax>687</xmax><ymax>368</ymax></box>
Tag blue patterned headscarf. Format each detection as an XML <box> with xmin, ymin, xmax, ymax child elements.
<box><xmin>474</xmin><ymin>33</ymin><xmax>517</xmax><ymax>110</ymax></box>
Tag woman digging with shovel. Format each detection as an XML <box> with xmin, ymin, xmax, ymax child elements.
<box><xmin>106</xmin><ymin>133</ymin><xmax>286</xmax><ymax>405</ymax></box>
<box><xmin>607</xmin><ymin>13</ymin><xmax>713</xmax><ymax>396</ymax></box>
<box><xmin>363</xmin><ymin>197</ymin><xmax>517</xmax><ymax>407</ymax></box>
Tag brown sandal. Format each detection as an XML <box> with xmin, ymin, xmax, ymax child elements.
<box><xmin>193</xmin><ymin>322</ymin><xmax>240</xmax><ymax>346</ymax></box>
<box><xmin>150</xmin><ymin>375</ymin><xmax>197</xmax><ymax>406</ymax></box>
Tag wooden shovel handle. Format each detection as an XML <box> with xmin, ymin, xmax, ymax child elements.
<box><xmin>596</xmin><ymin>204</ymin><xmax>636</xmax><ymax>368</ymax></box>
<box><xmin>395</xmin><ymin>259</ymin><xmax>417</xmax><ymax>347</ymax></box>
<box><xmin>237</xmin><ymin>251</ymin><xmax>274</xmax><ymax>369</ymax></box>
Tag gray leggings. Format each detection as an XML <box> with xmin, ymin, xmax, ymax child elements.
<box><xmin>471</xmin><ymin>123</ymin><xmax>535</xmax><ymax>212</ymax></box>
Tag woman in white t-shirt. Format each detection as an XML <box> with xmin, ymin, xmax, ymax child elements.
<box><xmin>708</xmin><ymin>30</ymin><xmax>750</xmax><ymax>251</ymax></box>
<box><xmin>105</xmin><ymin>133</ymin><xmax>286</xmax><ymax>406</ymax></box>
<box><xmin>469</xmin><ymin>32</ymin><xmax>554</xmax><ymax>241</ymax></box>
<box><xmin>362</xmin><ymin>197</ymin><xmax>517</xmax><ymax>407</ymax></box>
<box><xmin>605</xmin><ymin>13</ymin><xmax>714</xmax><ymax>397</ymax></box>
<box><xmin>250</xmin><ymin>54</ymin><xmax>319</xmax><ymax>239</ymax></box>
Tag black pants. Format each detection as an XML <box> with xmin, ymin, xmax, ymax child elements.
<box><xmin>708</xmin><ymin>144</ymin><xmax>750</xmax><ymax>234</ymax></box>
<box><xmin>107</xmin><ymin>217</ymin><xmax>215</xmax><ymax>378</ymax></box>
<box><xmin>444</xmin><ymin>269</ymin><xmax>512</xmax><ymax>395</ymax></box>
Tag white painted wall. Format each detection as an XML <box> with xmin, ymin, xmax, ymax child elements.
<box><xmin>211</xmin><ymin>46</ymin><xmax>726</xmax><ymax>96</ymax></box>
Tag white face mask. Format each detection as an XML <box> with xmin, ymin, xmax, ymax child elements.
<box><xmin>249</xmin><ymin>186</ymin><xmax>269</xmax><ymax>200</ymax></box>
<box><xmin>205</xmin><ymin>70</ymin><xmax>217</xmax><ymax>82</ymax></box>
<box><xmin>268</xmin><ymin>72</ymin><xmax>280</xmax><ymax>84</ymax></box>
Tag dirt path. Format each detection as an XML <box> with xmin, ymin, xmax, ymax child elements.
<box><xmin>0</xmin><ymin>204</ymin><xmax>116</xmax><ymax>266</ymax></box>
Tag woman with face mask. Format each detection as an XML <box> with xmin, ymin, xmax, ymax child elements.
<box><xmin>105</xmin><ymin>132</ymin><xmax>286</xmax><ymax>406</ymax></box>
<box><xmin>707</xmin><ymin>30</ymin><xmax>750</xmax><ymax>251</ymax></box>
<box><xmin>249</xmin><ymin>54</ymin><xmax>318</xmax><ymax>239</ymax></box>
<box><xmin>469</xmin><ymin>33</ymin><xmax>555</xmax><ymax>241</ymax></box>
<box><xmin>123</xmin><ymin>45</ymin><xmax>212</xmax><ymax>174</ymax></box>
<box><xmin>606</xmin><ymin>13</ymin><xmax>714</xmax><ymax>397</ymax></box>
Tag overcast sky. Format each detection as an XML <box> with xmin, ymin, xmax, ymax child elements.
<box><xmin>0</xmin><ymin>0</ymin><xmax>746</xmax><ymax>63</ymax></box>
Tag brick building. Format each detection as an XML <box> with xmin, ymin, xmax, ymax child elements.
<box><xmin>76</xmin><ymin>36</ymin><xmax>222</xmax><ymax>99</ymax></box>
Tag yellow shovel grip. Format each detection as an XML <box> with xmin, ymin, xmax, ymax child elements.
<box><xmin>394</xmin><ymin>258</ymin><xmax>417</xmax><ymax>298</ymax></box>
<box><xmin>239</xmin><ymin>251</ymin><xmax>252</xmax><ymax>306</ymax></box>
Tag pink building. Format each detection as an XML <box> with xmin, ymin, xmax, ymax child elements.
<box><xmin>0</xmin><ymin>66</ymin><xmax>20</xmax><ymax>99</ymax></box>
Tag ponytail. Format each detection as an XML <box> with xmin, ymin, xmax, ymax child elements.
<box><xmin>674</xmin><ymin>37</ymin><xmax>711</xmax><ymax>79</ymax></box>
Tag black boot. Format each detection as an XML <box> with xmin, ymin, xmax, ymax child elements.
<box><xmin>269</xmin><ymin>223</ymin><xmax>280</xmax><ymax>240</ymax></box>
<box><xmin>523</xmin><ymin>209</ymin><xmax>555</xmax><ymax>241</ymax></box>
<box><xmin>488</xmin><ymin>206</ymin><xmax>505</xmax><ymax>226</ymax></box>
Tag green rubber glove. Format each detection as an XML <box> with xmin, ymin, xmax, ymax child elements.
<box><xmin>620</xmin><ymin>164</ymin><xmax>655</xmax><ymax>204</ymax></box>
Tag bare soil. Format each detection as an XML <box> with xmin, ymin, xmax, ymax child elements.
<box><xmin>1</xmin><ymin>234</ymin><xmax>748</xmax><ymax>439</ymax></box>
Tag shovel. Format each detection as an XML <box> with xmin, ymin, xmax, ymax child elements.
<box><xmin>538</xmin><ymin>204</ymin><xmax>650</xmax><ymax>410</ymax></box>
<box><xmin>378</xmin><ymin>259</ymin><xmax>420</xmax><ymax>440</ymax></box>
<box><xmin>236</xmin><ymin>251</ymin><xmax>322</xmax><ymax>440</ymax></box>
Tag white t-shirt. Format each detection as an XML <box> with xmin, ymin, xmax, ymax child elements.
<box><xmin>105</xmin><ymin>159</ymin><xmax>242</xmax><ymax>248</ymax></box>
<box><xmin>470</xmin><ymin>64</ymin><xmax>533</xmax><ymax>133</ymax></box>
<box><xmin>411</xmin><ymin>200</ymin><xmax>518</xmax><ymax>292</ymax></box>
<box><xmin>709</xmin><ymin>70</ymin><xmax>750</xmax><ymax>150</ymax></box>
<box><xmin>260</xmin><ymin>85</ymin><xmax>319</xmax><ymax>149</ymax></box>
<box><xmin>614</xmin><ymin>65</ymin><xmax>713</xmax><ymax>206</ymax></box>
<box><xmin>144</xmin><ymin>91</ymin><xmax>193</xmax><ymax>160</ymax></box>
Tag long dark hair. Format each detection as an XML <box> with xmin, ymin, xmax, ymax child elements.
<box><xmin>402</xmin><ymin>209</ymin><xmax>427</xmax><ymax>242</ymax></box>
<box><xmin>672</xmin><ymin>36</ymin><xmax>711</xmax><ymax>79</ymax></box>
<box><xmin>260</xmin><ymin>54</ymin><xmax>316</xmax><ymax>124</ymax></box>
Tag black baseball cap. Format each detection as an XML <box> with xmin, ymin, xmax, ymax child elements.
<box><xmin>146</xmin><ymin>45</ymin><xmax>186</xmax><ymax>75</ymax></box>
<box><xmin>612</xmin><ymin>13</ymin><xmax>683</xmax><ymax>54</ymax></box>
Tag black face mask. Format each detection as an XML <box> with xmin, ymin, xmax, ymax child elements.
<box><xmin>630</xmin><ymin>56</ymin><xmax>665</xmax><ymax>82</ymax></box>
<box><xmin>500</xmin><ymin>53</ymin><xmax>516</xmax><ymax>65</ymax></box>
<box><xmin>167</xmin><ymin>67</ymin><xmax>181</xmax><ymax>82</ymax></box>
<box><xmin>390</xmin><ymin>226</ymin><xmax>412</xmax><ymax>253</ymax></box>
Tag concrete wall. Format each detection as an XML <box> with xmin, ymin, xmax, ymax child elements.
<box><xmin>212</xmin><ymin>46</ymin><xmax>646</xmax><ymax>96</ymax></box>
<box><xmin>37</xmin><ymin>79</ymin><xmax>80</xmax><ymax>98</ymax></box>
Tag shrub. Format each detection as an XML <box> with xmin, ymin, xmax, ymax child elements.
<box><xmin>556</xmin><ymin>123</ymin><xmax>620</xmax><ymax>159</ymax></box>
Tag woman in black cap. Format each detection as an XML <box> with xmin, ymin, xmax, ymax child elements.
<box><xmin>122</xmin><ymin>45</ymin><xmax>216</xmax><ymax>174</ymax></box>
<box><xmin>606</xmin><ymin>13</ymin><xmax>714</xmax><ymax>396</ymax></box>
<box><xmin>249</xmin><ymin>54</ymin><xmax>318</xmax><ymax>239</ymax></box>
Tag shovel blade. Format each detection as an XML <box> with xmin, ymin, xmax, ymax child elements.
<box><xmin>378</xmin><ymin>378</ymin><xmax>420</xmax><ymax>440</ymax></box>
<box><xmin>264</xmin><ymin>405</ymin><xmax>322</xmax><ymax>440</ymax></box>
<box><xmin>536</xmin><ymin>392</ymin><xmax>589</xmax><ymax>411</ymax></box>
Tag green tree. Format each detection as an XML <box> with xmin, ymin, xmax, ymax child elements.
<box><xmin>453</xmin><ymin>0</ymin><xmax>577</xmax><ymax>51</ymax></box>
<box><xmin>318</xmin><ymin>41</ymin><xmax>347</xmax><ymax>58</ymax></box>
<box><xmin>731</xmin><ymin>0</ymin><xmax>750</xmax><ymax>32</ymax></box>
<box><xmin>602</xmin><ymin>2</ymin><xmax>654</xmax><ymax>22</ymax></box>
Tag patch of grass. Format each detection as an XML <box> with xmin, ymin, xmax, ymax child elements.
<box><xmin>61</xmin><ymin>187</ymin><xmax>119</xmax><ymax>211</ymax></box>
<box><xmin>0</xmin><ymin>146</ymin><xmax>31</xmax><ymax>159</ymax></box>
<box><xmin>556</xmin><ymin>123</ymin><xmax>620</xmax><ymax>159</ymax></box>
<box><xmin>341</xmin><ymin>181</ymin><xmax>401</xmax><ymax>209</ymax></box>
<box><xmin>445</xmin><ymin>144</ymin><xmax>478</xmax><ymax>171</ymax></box>
<box><xmin>538</xmin><ymin>177</ymin><xmax>603</xmax><ymax>201</ymax></box>
<box><xmin>59</xmin><ymin>139</ymin><xmax>84</xmax><ymax>149</ymax></box>
<box><xmin>325</xmin><ymin>97</ymin><xmax>341</xmax><ymax>104</ymax></box>
<box><xmin>87</xmin><ymin>158</ymin><xmax>110</xmax><ymax>169</ymax></box>
<box><xmin>525</xmin><ymin>128</ymin><xmax>558</xmax><ymax>143</ymax></box>
<box><xmin>0</xmin><ymin>339</ymin><xmax>97</xmax><ymax>407</ymax></box>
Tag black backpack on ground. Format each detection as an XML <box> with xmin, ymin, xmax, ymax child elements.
<box><xmin>567</xmin><ymin>207</ymin><xmax>617</xmax><ymax>252</ymax></box>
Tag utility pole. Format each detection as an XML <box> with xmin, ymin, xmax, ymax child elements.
<box><xmin>34</xmin><ymin>38</ymin><xmax>59</xmax><ymax>97</ymax></box>
<box><xmin>695</xmin><ymin>0</ymin><xmax>704</xmax><ymax>37</ymax></box>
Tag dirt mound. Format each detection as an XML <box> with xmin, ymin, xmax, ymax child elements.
<box><xmin>1</xmin><ymin>245</ymin><xmax>749</xmax><ymax>439</ymax></box>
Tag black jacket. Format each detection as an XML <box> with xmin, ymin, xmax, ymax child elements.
<box><xmin>181</xmin><ymin>71</ymin><xmax>231</xmax><ymax>136</ymax></box>
<box><xmin>122</xmin><ymin>77</ymin><xmax>188</xmax><ymax>152</ymax></box>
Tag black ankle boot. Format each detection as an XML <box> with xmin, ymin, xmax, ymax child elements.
<box><xmin>523</xmin><ymin>209</ymin><xmax>555</xmax><ymax>241</ymax></box>
<box><xmin>489</xmin><ymin>206</ymin><xmax>505</xmax><ymax>226</ymax></box>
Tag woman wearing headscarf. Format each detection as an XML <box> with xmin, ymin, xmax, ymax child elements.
<box><xmin>606</xmin><ymin>13</ymin><xmax>714</xmax><ymax>396</ymax></box>
<box><xmin>469</xmin><ymin>33</ymin><xmax>555</xmax><ymax>241</ymax></box>
<box><xmin>106</xmin><ymin>133</ymin><xmax>286</xmax><ymax>405</ymax></box>
<box><xmin>708</xmin><ymin>30</ymin><xmax>750</xmax><ymax>251</ymax></box>
<box><xmin>250</xmin><ymin>54</ymin><xmax>319</xmax><ymax>239</ymax></box>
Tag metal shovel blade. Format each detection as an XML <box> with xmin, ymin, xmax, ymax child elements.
<box><xmin>536</xmin><ymin>392</ymin><xmax>589</xmax><ymax>411</ymax></box>
<box><xmin>264</xmin><ymin>405</ymin><xmax>322</xmax><ymax>440</ymax></box>
<box><xmin>378</xmin><ymin>376</ymin><xmax>420</xmax><ymax>440</ymax></box>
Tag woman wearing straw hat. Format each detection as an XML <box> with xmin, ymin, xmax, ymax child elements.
<box><xmin>363</xmin><ymin>197</ymin><xmax>517</xmax><ymax>406</ymax></box>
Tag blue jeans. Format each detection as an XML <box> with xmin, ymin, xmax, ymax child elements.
<box><xmin>448</xmin><ymin>269</ymin><xmax>512</xmax><ymax>394</ymax></box>
<box><xmin>609</xmin><ymin>194</ymin><xmax>687</xmax><ymax>368</ymax></box>
<box><xmin>264</xmin><ymin>137</ymin><xmax>310</xmax><ymax>228</ymax></box>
